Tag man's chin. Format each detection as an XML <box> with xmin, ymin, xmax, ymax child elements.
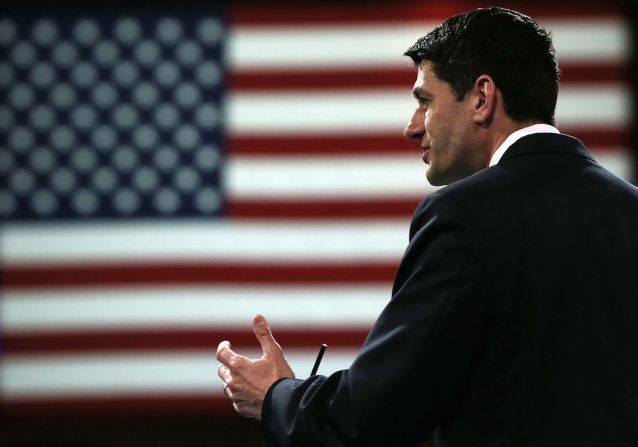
<box><xmin>426</xmin><ymin>167</ymin><xmax>447</xmax><ymax>187</ymax></box>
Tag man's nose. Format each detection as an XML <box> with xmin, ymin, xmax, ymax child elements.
<box><xmin>404</xmin><ymin>108</ymin><xmax>425</xmax><ymax>141</ymax></box>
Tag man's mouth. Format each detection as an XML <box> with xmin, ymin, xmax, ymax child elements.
<box><xmin>421</xmin><ymin>147</ymin><xmax>431</xmax><ymax>165</ymax></box>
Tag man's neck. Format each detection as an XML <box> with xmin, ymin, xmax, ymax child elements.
<box><xmin>488</xmin><ymin>122</ymin><xmax>560</xmax><ymax>167</ymax></box>
<box><xmin>487</xmin><ymin>120</ymin><xmax>544</xmax><ymax>162</ymax></box>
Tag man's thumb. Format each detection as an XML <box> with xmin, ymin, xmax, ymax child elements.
<box><xmin>253</xmin><ymin>313</ymin><xmax>281</xmax><ymax>356</ymax></box>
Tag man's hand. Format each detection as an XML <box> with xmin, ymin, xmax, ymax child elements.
<box><xmin>216</xmin><ymin>314</ymin><xmax>295</xmax><ymax>420</ymax></box>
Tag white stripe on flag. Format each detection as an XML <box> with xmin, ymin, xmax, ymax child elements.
<box><xmin>1</xmin><ymin>349</ymin><xmax>358</xmax><ymax>398</ymax></box>
<box><xmin>1</xmin><ymin>286</ymin><xmax>389</xmax><ymax>331</ymax></box>
<box><xmin>543</xmin><ymin>19</ymin><xmax>629</xmax><ymax>62</ymax></box>
<box><xmin>228</xmin><ymin>85</ymin><xmax>629</xmax><ymax>134</ymax></box>
<box><xmin>228</xmin><ymin>151</ymin><xmax>631</xmax><ymax>197</ymax></box>
<box><xmin>229</xmin><ymin>23</ymin><xmax>437</xmax><ymax>70</ymax></box>
<box><xmin>229</xmin><ymin>19</ymin><xmax>628</xmax><ymax>69</ymax></box>
<box><xmin>1</xmin><ymin>220</ymin><xmax>409</xmax><ymax>264</ymax></box>
<box><xmin>590</xmin><ymin>149</ymin><xmax>634</xmax><ymax>180</ymax></box>
<box><xmin>227</xmin><ymin>155</ymin><xmax>432</xmax><ymax>198</ymax></box>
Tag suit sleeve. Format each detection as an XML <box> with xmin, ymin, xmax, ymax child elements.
<box><xmin>261</xmin><ymin>193</ymin><xmax>488</xmax><ymax>447</ymax></box>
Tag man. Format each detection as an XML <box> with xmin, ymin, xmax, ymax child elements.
<box><xmin>217</xmin><ymin>7</ymin><xmax>638</xmax><ymax>446</ymax></box>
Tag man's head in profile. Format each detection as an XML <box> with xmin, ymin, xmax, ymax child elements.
<box><xmin>403</xmin><ymin>8</ymin><xmax>560</xmax><ymax>186</ymax></box>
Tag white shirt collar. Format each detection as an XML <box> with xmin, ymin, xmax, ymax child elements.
<box><xmin>489</xmin><ymin>123</ymin><xmax>560</xmax><ymax>166</ymax></box>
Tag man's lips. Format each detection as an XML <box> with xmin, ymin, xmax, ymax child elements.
<box><xmin>421</xmin><ymin>147</ymin><xmax>431</xmax><ymax>164</ymax></box>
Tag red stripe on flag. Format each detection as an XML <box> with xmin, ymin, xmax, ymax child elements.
<box><xmin>230</xmin><ymin>68</ymin><xmax>416</xmax><ymax>91</ymax></box>
<box><xmin>230</xmin><ymin>63</ymin><xmax>626</xmax><ymax>91</ymax></box>
<box><xmin>229</xmin><ymin>134</ymin><xmax>418</xmax><ymax>156</ymax></box>
<box><xmin>1</xmin><ymin>394</ymin><xmax>235</xmax><ymax>418</ymax></box>
<box><xmin>227</xmin><ymin>197</ymin><xmax>423</xmax><ymax>220</ymax></box>
<box><xmin>2</xmin><ymin>328</ymin><xmax>369</xmax><ymax>355</ymax></box>
<box><xmin>231</xmin><ymin>3</ymin><xmax>626</xmax><ymax>25</ymax></box>
<box><xmin>2</xmin><ymin>263</ymin><xmax>398</xmax><ymax>289</ymax></box>
<box><xmin>563</xmin><ymin>128</ymin><xmax>630</xmax><ymax>148</ymax></box>
<box><xmin>229</xmin><ymin>129</ymin><xmax>628</xmax><ymax>156</ymax></box>
<box><xmin>231</xmin><ymin>3</ymin><xmax>473</xmax><ymax>25</ymax></box>
<box><xmin>559</xmin><ymin>63</ymin><xmax>628</xmax><ymax>84</ymax></box>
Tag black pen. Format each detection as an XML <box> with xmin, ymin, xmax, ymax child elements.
<box><xmin>310</xmin><ymin>343</ymin><xmax>327</xmax><ymax>376</ymax></box>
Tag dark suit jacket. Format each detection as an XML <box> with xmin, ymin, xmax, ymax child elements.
<box><xmin>261</xmin><ymin>133</ymin><xmax>638</xmax><ymax>446</ymax></box>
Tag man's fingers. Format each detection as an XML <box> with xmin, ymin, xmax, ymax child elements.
<box><xmin>252</xmin><ymin>313</ymin><xmax>283</xmax><ymax>357</ymax></box>
<box><xmin>218</xmin><ymin>364</ymin><xmax>230</xmax><ymax>383</ymax></box>
<box><xmin>218</xmin><ymin>365</ymin><xmax>240</xmax><ymax>401</ymax></box>
<box><xmin>216</xmin><ymin>340</ymin><xmax>232</xmax><ymax>364</ymax></box>
<box><xmin>216</xmin><ymin>340</ymin><xmax>248</xmax><ymax>370</ymax></box>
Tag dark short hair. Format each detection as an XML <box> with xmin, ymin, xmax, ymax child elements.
<box><xmin>404</xmin><ymin>7</ymin><xmax>559</xmax><ymax>125</ymax></box>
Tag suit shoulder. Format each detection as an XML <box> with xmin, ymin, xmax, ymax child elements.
<box><xmin>428</xmin><ymin>166</ymin><xmax>507</xmax><ymax>204</ymax></box>
<box><xmin>409</xmin><ymin>172</ymin><xmax>496</xmax><ymax>239</ymax></box>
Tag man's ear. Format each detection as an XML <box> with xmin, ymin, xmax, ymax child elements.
<box><xmin>472</xmin><ymin>74</ymin><xmax>497</xmax><ymax>125</ymax></box>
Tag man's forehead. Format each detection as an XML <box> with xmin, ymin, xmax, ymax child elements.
<box><xmin>416</xmin><ymin>60</ymin><xmax>436</xmax><ymax>80</ymax></box>
<box><xmin>412</xmin><ymin>60</ymin><xmax>437</xmax><ymax>91</ymax></box>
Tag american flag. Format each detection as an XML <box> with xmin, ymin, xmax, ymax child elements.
<box><xmin>0</xmin><ymin>2</ymin><xmax>632</xmax><ymax>417</ymax></box>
